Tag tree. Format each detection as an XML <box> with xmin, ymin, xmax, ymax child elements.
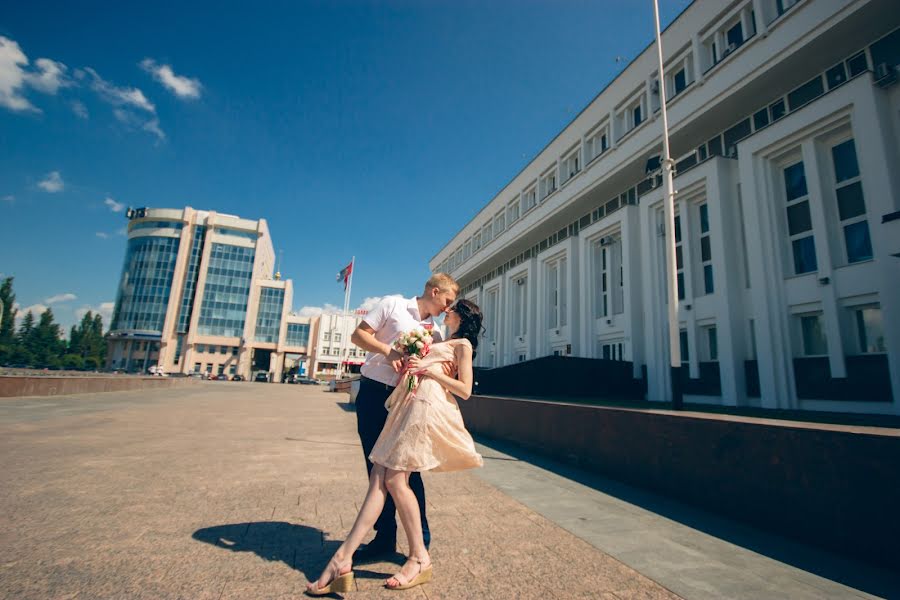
<box><xmin>15</xmin><ymin>311</ymin><xmax>36</xmax><ymax>366</ymax></box>
<box><xmin>31</xmin><ymin>309</ymin><xmax>64</xmax><ymax>368</ymax></box>
<box><xmin>0</xmin><ymin>277</ymin><xmax>17</xmax><ymax>363</ymax></box>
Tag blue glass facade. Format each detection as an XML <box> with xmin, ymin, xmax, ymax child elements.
<box><xmin>110</xmin><ymin>236</ymin><xmax>181</xmax><ymax>333</ymax></box>
<box><xmin>254</xmin><ymin>287</ymin><xmax>285</xmax><ymax>343</ymax></box>
<box><xmin>214</xmin><ymin>227</ymin><xmax>258</xmax><ymax>240</ymax></box>
<box><xmin>285</xmin><ymin>323</ymin><xmax>310</xmax><ymax>347</ymax></box>
<box><xmin>130</xmin><ymin>220</ymin><xmax>184</xmax><ymax>232</ymax></box>
<box><xmin>176</xmin><ymin>225</ymin><xmax>207</xmax><ymax>333</ymax></box>
<box><xmin>197</xmin><ymin>243</ymin><xmax>256</xmax><ymax>337</ymax></box>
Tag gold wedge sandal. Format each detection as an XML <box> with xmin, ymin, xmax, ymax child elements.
<box><xmin>306</xmin><ymin>556</ymin><xmax>354</xmax><ymax>596</ymax></box>
<box><xmin>385</xmin><ymin>556</ymin><xmax>433</xmax><ymax>591</ymax></box>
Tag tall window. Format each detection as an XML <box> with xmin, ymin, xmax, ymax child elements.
<box><xmin>507</xmin><ymin>198</ymin><xmax>520</xmax><ymax>225</ymax></box>
<box><xmin>701</xmin><ymin>325</ymin><xmax>718</xmax><ymax>361</ymax></box>
<box><xmin>482</xmin><ymin>222</ymin><xmax>493</xmax><ymax>245</ymax></box>
<box><xmin>473</xmin><ymin>231</ymin><xmax>482</xmax><ymax>253</ymax></box>
<box><xmin>831</xmin><ymin>138</ymin><xmax>872</xmax><ymax>263</ymax></box>
<box><xmin>593</xmin><ymin>241</ymin><xmax>609</xmax><ymax>318</ymax></box>
<box><xmin>494</xmin><ymin>210</ymin><xmax>506</xmax><ymax>237</ymax></box>
<box><xmin>675</xmin><ymin>215</ymin><xmax>685</xmax><ymax>299</ymax></box>
<box><xmin>783</xmin><ymin>161</ymin><xmax>817</xmax><ymax>274</ymax></box>
<box><xmin>698</xmin><ymin>203</ymin><xmax>714</xmax><ymax>294</ymax></box>
<box><xmin>586</xmin><ymin>126</ymin><xmax>609</xmax><ymax>162</ymax></box>
<box><xmin>484</xmin><ymin>288</ymin><xmax>499</xmax><ymax>345</ymax></box>
<box><xmin>523</xmin><ymin>187</ymin><xmax>537</xmax><ymax>212</ymax></box>
<box><xmin>546</xmin><ymin>258</ymin><xmax>567</xmax><ymax>329</ymax></box>
<box><xmin>798</xmin><ymin>312</ymin><xmax>828</xmax><ymax>356</ymax></box>
<box><xmin>512</xmin><ymin>277</ymin><xmax>527</xmax><ymax>338</ymax></box>
<box><xmin>852</xmin><ymin>305</ymin><xmax>885</xmax><ymax>353</ymax></box>
<box><xmin>254</xmin><ymin>287</ymin><xmax>285</xmax><ymax>343</ymax></box>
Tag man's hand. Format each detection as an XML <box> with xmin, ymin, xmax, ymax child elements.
<box><xmin>389</xmin><ymin>349</ymin><xmax>405</xmax><ymax>373</ymax></box>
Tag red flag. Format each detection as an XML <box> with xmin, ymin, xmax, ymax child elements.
<box><xmin>336</xmin><ymin>261</ymin><xmax>353</xmax><ymax>290</ymax></box>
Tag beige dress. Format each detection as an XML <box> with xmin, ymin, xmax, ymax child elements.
<box><xmin>369</xmin><ymin>339</ymin><xmax>483</xmax><ymax>473</ymax></box>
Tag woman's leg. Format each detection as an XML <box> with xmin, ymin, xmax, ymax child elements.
<box><xmin>384</xmin><ymin>469</ymin><xmax>430</xmax><ymax>585</ymax></box>
<box><xmin>310</xmin><ymin>463</ymin><xmax>389</xmax><ymax>589</ymax></box>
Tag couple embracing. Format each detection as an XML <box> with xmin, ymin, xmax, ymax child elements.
<box><xmin>306</xmin><ymin>273</ymin><xmax>485</xmax><ymax>595</ymax></box>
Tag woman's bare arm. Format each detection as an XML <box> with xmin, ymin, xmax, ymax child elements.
<box><xmin>410</xmin><ymin>343</ymin><xmax>473</xmax><ymax>400</ymax></box>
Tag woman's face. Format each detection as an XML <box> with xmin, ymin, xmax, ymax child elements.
<box><xmin>444</xmin><ymin>304</ymin><xmax>461</xmax><ymax>333</ymax></box>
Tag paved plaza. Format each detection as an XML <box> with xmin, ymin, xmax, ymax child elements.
<box><xmin>1</xmin><ymin>383</ymin><xmax>896</xmax><ymax>599</ymax></box>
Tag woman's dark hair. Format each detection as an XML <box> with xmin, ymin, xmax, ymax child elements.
<box><xmin>450</xmin><ymin>299</ymin><xmax>484</xmax><ymax>358</ymax></box>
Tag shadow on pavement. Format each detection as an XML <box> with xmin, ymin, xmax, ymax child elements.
<box><xmin>477</xmin><ymin>437</ymin><xmax>900</xmax><ymax>600</ymax></box>
<box><xmin>192</xmin><ymin>522</ymin><xmax>396</xmax><ymax>586</ymax></box>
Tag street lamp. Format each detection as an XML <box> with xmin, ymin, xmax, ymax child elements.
<box><xmin>652</xmin><ymin>0</ymin><xmax>683</xmax><ymax>409</ymax></box>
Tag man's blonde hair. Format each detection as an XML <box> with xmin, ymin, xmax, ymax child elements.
<box><xmin>425</xmin><ymin>272</ymin><xmax>460</xmax><ymax>295</ymax></box>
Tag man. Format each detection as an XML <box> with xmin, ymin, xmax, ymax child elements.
<box><xmin>349</xmin><ymin>273</ymin><xmax>459</xmax><ymax>561</ymax></box>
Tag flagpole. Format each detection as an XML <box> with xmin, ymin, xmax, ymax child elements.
<box><xmin>338</xmin><ymin>257</ymin><xmax>354</xmax><ymax>380</ymax></box>
<box><xmin>653</xmin><ymin>0</ymin><xmax>683</xmax><ymax>409</ymax></box>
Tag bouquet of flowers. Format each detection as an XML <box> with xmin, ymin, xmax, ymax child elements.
<box><xmin>394</xmin><ymin>327</ymin><xmax>434</xmax><ymax>391</ymax></box>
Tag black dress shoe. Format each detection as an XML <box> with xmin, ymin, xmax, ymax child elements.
<box><xmin>352</xmin><ymin>536</ymin><xmax>397</xmax><ymax>562</ymax></box>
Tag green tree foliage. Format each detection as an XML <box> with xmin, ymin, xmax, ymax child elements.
<box><xmin>0</xmin><ymin>278</ymin><xmax>108</xmax><ymax>370</ymax></box>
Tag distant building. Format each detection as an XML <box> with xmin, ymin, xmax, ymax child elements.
<box><xmin>431</xmin><ymin>1</ymin><xmax>900</xmax><ymax>415</ymax></box>
<box><xmin>308</xmin><ymin>311</ymin><xmax>369</xmax><ymax>380</ymax></box>
<box><xmin>107</xmin><ymin>207</ymin><xmax>335</xmax><ymax>381</ymax></box>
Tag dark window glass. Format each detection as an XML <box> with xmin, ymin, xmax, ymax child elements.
<box><xmin>847</xmin><ymin>52</ymin><xmax>868</xmax><ymax>77</ymax></box>
<box><xmin>674</xmin><ymin>215</ymin><xmax>682</xmax><ymax>242</ymax></box>
<box><xmin>869</xmin><ymin>29</ymin><xmax>900</xmax><ymax>72</ymax></box>
<box><xmin>708</xmin><ymin>327</ymin><xmax>718</xmax><ymax>360</ymax></box>
<box><xmin>676</xmin><ymin>245</ymin><xmax>683</xmax><ymax>269</ymax></box>
<box><xmin>679</xmin><ymin>330</ymin><xmax>690</xmax><ymax>362</ymax></box>
<box><xmin>826</xmin><ymin>63</ymin><xmax>847</xmax><ymax>89</ymax></box>
<box><xmin>704</xmin><ymin>265</ymin><xmax>715</xmax><ymax>294</ymax></box>
<box><xmin>724</xmin><ymin>118</ymin><xmax>752</xmax><ymax>156</ymax></box>
<box><xmin>726</xmin><ymin>22</ymin><xmax>744</xmax><ymax>48</ymax></box>
<box><xmin>787</xmin><ymin>201</ymin><xmax>813</xmax><ymax>235</ymax></box>
<box><xmin>770</xmin><ymin>99</ymin><xmax>786</xmax><ymax>121</ymax></box>
<box><xmin>753</xmin><ymin>108</ymin><xmax>769</xmax><ymax>130</ymax></box>
<box><xmin>701</xmin><ymin>236</ymin><xmax>712</xmax><ymax>261</ymax></box>
<box><xmin>677</xmin><ymin>272</ymin><xmax>685</xmax><ymax>300</ymax></box>
<box><xmin>787</xmin><ymin>76</ymin><xmax>824</xmax><ymax>111</ymax></box>
<box><xmin>832</xmin><ymin>140</ymin><xmax>860</xmax><ymax>182</ymax></box>
<box><xmin>698</xmin><ymin>144</ymin><xmax>708</xmax><ymax>161</ymax></box>
<box><xmin>633</xmin><ymin>105</ymin><xmax>643</xmax><ymax>127</ymax></box>
<box><xmin>844</xmin><ymin>222</ymin><xmax>873</xmax><ymax>263</ymax></box>
<box><xmin>836</xmin><ymin>182</ymin><xmax>866</xmax><ymax>220</ymax></box>
<box><xmin>700</xmin><ymin>204</ymin><xmax>709</xmax><ymax>233</ymax></box>
<box><xmin>707</xmin><ymin>136</ymin><xmax>723</xmax><ymax>157</ymax></box>
<box><xmin>674</xmin><ymin>69</ymin><xmax>687</xmax><ymax>94</ymax></box>
<box><xmin>784</xmin><ymin>162</ymin><xmax>808</xmax><ymax>201</ymax></box>
<box><xmin>792</xmin><ymin>236</ymin><xmax>818</xmax><ymax>274</ymax></box>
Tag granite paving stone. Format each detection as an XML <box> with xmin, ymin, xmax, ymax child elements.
<box><xmin>1</xmin><ymin>383</ymin><xmax>680</xmax><ymax>600</ymax></box>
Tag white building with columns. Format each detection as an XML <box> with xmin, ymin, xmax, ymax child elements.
<box><xmin>431</xmin><ymin>0</ymin><xmax>900</xmax><ymax>415</ymax></box>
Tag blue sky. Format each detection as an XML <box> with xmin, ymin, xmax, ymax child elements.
<box><xmin>1</xmin><ymin>0</ymin><xmax>690</xmax><ymax>332</ymax></box>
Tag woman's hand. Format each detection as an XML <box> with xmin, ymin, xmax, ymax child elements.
<box><xmin>406</xmin><ymin>355</ymin><xmax>423</xmax><ymax>373</ymax></box>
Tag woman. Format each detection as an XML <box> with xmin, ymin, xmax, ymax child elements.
<box><xmin>306</xmin><ymin>299</ymin><xmax>484</xmax><ymax>595</ymax></box>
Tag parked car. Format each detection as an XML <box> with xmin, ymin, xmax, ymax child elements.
<box><xmin>298</xmin><ymin>377</ymin><xmax>319</xmax><ymax>385</ymax></box>
<box><xmin>212</xmin><ymin>373</ymin><xmax>229</xmax><ymax>381</ymax></box>
<box><xmin>231</xmin><ymin>374</ymin><xmax>245</xmax><ymax>382</ymax></box>
<box><xmin>254</xmin><ymin>371</ymin><xmax>269</xmax><ymax>382</ymax></box>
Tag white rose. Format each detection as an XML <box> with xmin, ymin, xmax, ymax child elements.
<box><xmin>415</xmin><ymin>341</ymin><xmax>424</xmax><ymax>349</ymax></box>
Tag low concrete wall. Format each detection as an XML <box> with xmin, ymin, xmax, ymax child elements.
<box><xmin>0</xmin><ymin>376</ymin><xmax>199</xmax><ymax>398</ymax></box>
<box><xmin>460</xmin><ymin>395</ymin><xmax>900</xmax><ymax>570</ymax></box>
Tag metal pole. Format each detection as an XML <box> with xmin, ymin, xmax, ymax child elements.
<box><xmin>338</xmin><ymin>257</ymin><xmax>354</xmax><ymax>380</ymax></box>
<box><xmin>653</xmin><ymin>0</ymin><xmax>683</xmax><ymax>409</ymax></box>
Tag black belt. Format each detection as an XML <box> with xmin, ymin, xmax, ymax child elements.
<box><xmin>360</xmin><ymin>375</ymin><xmax>393</xmax><ymax>392</ymax></box>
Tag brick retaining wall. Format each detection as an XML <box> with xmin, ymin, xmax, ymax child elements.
<box><xmin>459</xmin><ymin>394</ymin><xmax>900</xmax><ymax>570</ymax></box>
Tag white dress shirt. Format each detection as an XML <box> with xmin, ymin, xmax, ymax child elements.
<box><xmin>360</xmin><ymin>296</ymin><xmax>440</xmax><ymax>386</ymax></box>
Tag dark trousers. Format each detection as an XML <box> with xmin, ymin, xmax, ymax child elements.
<box><xmin>356</xmin><ymin>376</ymin><xmax>430</xmax><ymax>546</ymax></box>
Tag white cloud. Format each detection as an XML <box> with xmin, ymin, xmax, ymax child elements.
<box><xmin>16</xmin><ymin>303</ymin><xmax>48</xmax><ymax>321</ymax></box>
<box><xmin>0</xmin><ymin>36</ymin><xmax>71</xmax><ymax>113</ymax></box>
<box><xmin>357</xmin><ymin>295</ymin><xmax>402</xmax><ymax>312</ymax></box>
<box><xmin>293</xmin><ymin>295</ymin><xmax>402</xmax><ymax>318</ymax></box>
<box><xmin>113</xmin><ymin>106</ymin><xmax>165</xmax><ymax>141</ymax></box>
<box><xmin>0</xmin><ymin>36</ymin><xmax>38</xmax><ymax>112</ymax></box>
<box><xmin>45</xmin><ymin>293</ymin><xmax>77</xmax><ymax>304</ymax></box>
<box><xmin>75</xmin><ymin>301</ymin><xmax>114</xmax><ymax>325</ymax></box>
<box><xmin>140</xmin><ymin>58</ymin><xmax>201</xmax><ymax>99</ymax></box>
<box><xmin>95</xmin><ymin>231</ymin><xmax>109</xmax><ymax>239</ymax></box>
<box><xmin>116</xmin><ymin>226</ymin><xmax>128</xmax><ymax>236</ymax></box>
<box><xmin>38</xmin><ymin>170</ymin><xmax>64</xmax><ymax>193</ymax></box>
<box><xmin>1</xmin><ymin>194</ymin><xmax>13</xmax><ymax>204</ymax></box>
<box><xmin>70</xmin><ymin>99</ymin><xmax>88</xmax><ymax>119</ymax></box>
<box><xmin>142</xmin><ymin>116</ymin><xmax>165</xmax><ymax>141</ymax></box>
<box><xmin>104</xmin><ymin>196</ymin><xmax>125</xmax><ymax>212</ymax></box>
<box><xmin>85</xmin><ymin>67</ymin><xmax>154</xmax><ymax>112</ymax></box>
<box><xmin>24</xmin><ymin>58</ymin><xmax>70</xmax><ymax>94</ymax></box>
